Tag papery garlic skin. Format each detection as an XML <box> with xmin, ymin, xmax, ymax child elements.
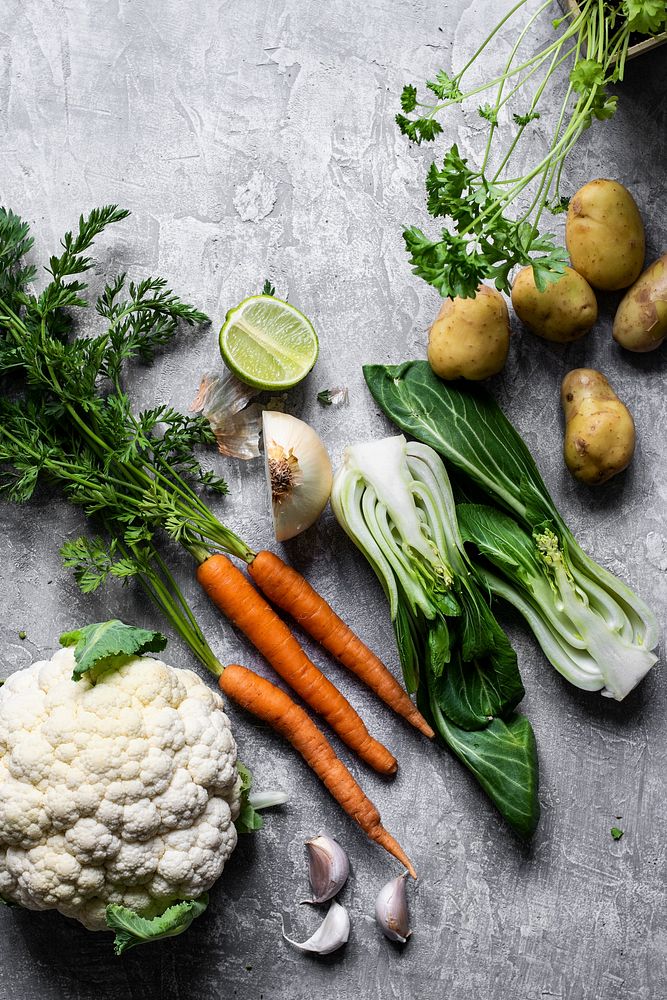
<box><xmin>190</xmin><ymin>371</ymin><xmax>262</xmax><ymax>459</ymax></box>
<box><xmin>262</xmin><ymin>411</ymin><xmax>333</xmax><ymax>541</ymax></box>
<box><xmin>281</xmin><ymin>900</ymin><xmax>350</xmax><ymax>955</ymax></box>
<box><xmin>375</xmin><ymin>872</ymin><xmax>412</xmax><ymax>944</ymax></box>
<box><xmin>318</xmin><ymin>386</ymin><xmax>349</xmax><ymax>407</ymax></box>
<box><xmin>305</xmin><ymin>835</ymin><xmax>350</xmax><ymax>904</ymax></box>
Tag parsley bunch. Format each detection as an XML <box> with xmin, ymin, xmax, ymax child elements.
<box><xmin>398</xmin><ymin>0</ymin><xmax>666</xmax><ymax>298</ymax></box>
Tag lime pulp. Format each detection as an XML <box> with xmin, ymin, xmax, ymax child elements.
<box><xmin>219</xmin><ymin>295</ymin><xmax>319</xmax><ymax>390</ymax></box>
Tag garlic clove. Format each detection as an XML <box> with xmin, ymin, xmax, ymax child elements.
<box><xmin>262</xmin><ymin>411</ymin><xmax>333</xmax><ymax>541</ymax></box>
<box><xmin>304</xmin><ymin>835</ymin><xmax>350</xmax><ymax>904</ymax></box>
<box><xmin>281</xmin><ymin>899</ymin><xmax>350</xmax><ymax>955</ymax></box>
<box><xmin>375</xmin><ymin>872</ymin><xmax>412</xmax><ymax>944</ymax></box>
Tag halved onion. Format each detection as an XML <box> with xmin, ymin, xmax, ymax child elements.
<box><xmin>262</xmin><ymin>411</ymin><xmax>333</xmax><ymax>541</ymax></box>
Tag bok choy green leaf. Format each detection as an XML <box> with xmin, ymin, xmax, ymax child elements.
<box><xmin>331</xmin><ymin>434</ymin><xmax>539</xmax><ymax>838</ymax></box>
<box><xmin>363</xmin><ymin>361</ymin><xmax>658</xmax><ymax>700</ymax></box>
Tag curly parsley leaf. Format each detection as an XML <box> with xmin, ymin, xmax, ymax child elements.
<box><xmin>405</xmin><ymin>143</ymin><xmax>568</xmax><ymax>297</ymax></box>
<box><xmin>426</xmin><ymin>70</ymin><xmax>463</xmax><ymax>101</ymax></box>
<box><xmin>425</xmin><ymin>145</ymin><xmax>478</xmax><ymax>220</ymax></box>
<box><xmin>548</xmin><ymin>194</ymin><xmax>570</xmax><ymax>215</ymax></box>
<box><xmin>478</xmin><ymin>103</ymin><xmax>498</xmax><ymax>126</ymax></box>
<box><xmin>624</xmin><ymin>0</ymin><xmax>666</xmax><ymax>35</ymax></box>
<box><xmin>513</xmin><ymin>110</ymin><xmax>541</xmax><ymax>126</ymax></box>
<box><xmin>395</xmin><ymin>113</ymin><xmax>443</xmax><ymax>143</ymax></box>
<box><xmin>588</xmin><ymin>92</ymin><xmax>618</xmax><ymax>124</ymax></box>
<box><xmin>396</xmin><ymin>70</ymin><xmax>463</xmax><ymax>144</ymax></box>
<box><xmin>570</xmin><ymin>58</ymin><xmax>605</xmax><ymax>94</ymax></box>
<box><xmin>404</xmin><ymin>227</ymin><xmax>488</xmax><ymax>299</ymax></box>
<box><xmin>400</xmin><ymin>84</ymin><xmax>418</xmax><ymax>113</ymax></box>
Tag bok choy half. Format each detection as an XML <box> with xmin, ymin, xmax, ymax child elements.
<box><xmin>363</xmin><ymin>361</ymin><xmax>658</xmax><ymax>702</ymax></box>
<box><xmin>331</xmin><ymin>434</ymin><xmax>539</xmax><ymax>839</ymax></box>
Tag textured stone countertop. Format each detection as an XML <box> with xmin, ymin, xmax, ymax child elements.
<box><xmin>0</xmin><ymin>1</ymin><xmax>666</xmax><ymax>997</ymax></box>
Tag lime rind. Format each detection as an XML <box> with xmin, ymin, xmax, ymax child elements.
<box><xmin>219</xmin><ymin>294</ymin><xmax>319</xmax><ymax>390</ymax></box>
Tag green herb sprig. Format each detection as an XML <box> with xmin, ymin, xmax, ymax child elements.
<box><xmin>397</xmin><ymin>0</ymin><xmax>666</xmax><ymax>297</ymax></box>
<box><xmin>0</xmin><ymin>207</ymin><xmax>254</xmax><ymax>566</ymax></box>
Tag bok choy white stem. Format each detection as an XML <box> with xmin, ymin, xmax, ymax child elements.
<box><xmin>457</xmin><ymin>505</ymin><xmax>657</xmax><ymax>701</ymax></box>
<box><xmin>331</xmin><ymin>435</ymin><xmax>539</xmax><ymax>839</ymax></box>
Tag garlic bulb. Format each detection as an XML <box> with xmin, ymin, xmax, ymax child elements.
<box><xmin>262</xmin><ymin>411</ymin><xmax>333</xmax><ymax>541</ymax></box>
<box><xmin>304</xmin><ymin>835</ymin><xmax>349</xmax><ymax>904</ymax></box>
<box><xmin>375</xmin><ymin>872</ymin><xmax>412</xmax><ymax>944</ymax></box>
<box><xmin>281</xmin><ymin>900</ymin><xmax>350</xmax><ymax>955</ymax></box>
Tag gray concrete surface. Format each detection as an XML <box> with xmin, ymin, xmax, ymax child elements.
<box><xmin>1</xmin><ymin>1</ymin><xmax>666</xmax><ymax>997</ymax></box>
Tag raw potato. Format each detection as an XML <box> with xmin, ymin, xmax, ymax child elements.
<box><xmin>561</xmin><ymin>369</ymin><xmax>635</xmax><ymax>486</ymax></box>
<box><xmin>613</xmin><ymin>254</ymin><xmax>667</xmax><ymax>352</ymax></box>
<box><xmin>427</xmin><ymin>284</ymin><xmax>510</xmax><ymax>381</ymax></box>
<box><xmin>566</xmin><ymin>179</ymin><xmax>644</xmax><ymax>291</ymax></box>
<box><xmin>511</xmin><ymin>265</ymin><xmax>597</xmax><ymax>342</ymax></box>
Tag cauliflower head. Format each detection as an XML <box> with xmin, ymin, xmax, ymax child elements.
<box><xmin>0</xmin><ymin>646</ymin><xmax>241</xmax><ymax>930</ymax></box>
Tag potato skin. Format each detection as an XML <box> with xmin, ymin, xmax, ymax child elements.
<box><xmin>613</xmin><ymin>254</ymin><xmax>667</xmax><ymax>352</ymax></box>
<box><xmin>511</xmin><ymin>265</ymin><xmax>597</xmax><ymax>342</ymax></box>
<box><xmin>566</xmin><ymin>179</ymin><xmax>645</xmax><ymax>291</ymax></box>
<box><xmin>561</xmin><ymin>369</ymin><xmax>635</xmax><ymax>486</ymax></box>
<box><xmin>427</xmin><ymin>285</ymin><xmax>510</xmax><ymax>381</ymax></box>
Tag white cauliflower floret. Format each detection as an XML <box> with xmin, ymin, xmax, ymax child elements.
<box><xmin>0</xmin><ymin>647</ymin><xmax>241</xmax><ymax>930</ymax></box>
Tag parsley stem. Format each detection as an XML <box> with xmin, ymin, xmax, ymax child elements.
<box><xmin>459</xmin><ymin>76</ymin><xmax>601</xmax><ymax>241</ymax></box>
<box><xmin>516</xmin><ymin>71</ymin><xmax>576</xmax><ymax>224</ymax></box>
<box><xmin>425</xmin><ymin>4</ymin><xmax>590</xmax><ymax>122</ymax></box>
<box><xmin>490</xmin><ymin>43</ymin><xmax>575</xmax><ymax>186</ymax></box>
<box><xmin>456</xmin><ymin>0</ymin><xmax>530</xmax><ymax>82</ymax></box>
<box><xmin>481</xmin><ymin>0</ymin><xmax>557</xmax><ymax>176</ymax></box>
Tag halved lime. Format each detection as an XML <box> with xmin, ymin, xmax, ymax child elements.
<box><xmin>219</xmin><ymin>295</ymin><xmax>319</xmax><ymax>390</ymax></box>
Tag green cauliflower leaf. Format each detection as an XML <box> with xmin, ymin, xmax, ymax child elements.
<box><xmin>106</xmin><ymin>895</ymin><xmax>209</xmax><ymax>955</ymax></box>
<box><xmin>60</xmin><ymin>619</ymin><xmax>167</xmax><ymax>682</ymax></box>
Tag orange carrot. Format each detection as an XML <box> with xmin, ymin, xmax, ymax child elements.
<box><xmin>220</xmin><ymin>663</ymin><xmax>415</xmax><ymax>877</ymax></box>
<box><xmin>196</xmin><ymin>553</ymin><xmax>397</xmax><ymax>775</ymax></box>
<box><xmin>248</xmin><ymin>550</ymin><xmax>434</xmax><ymax>739</ymax></box>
